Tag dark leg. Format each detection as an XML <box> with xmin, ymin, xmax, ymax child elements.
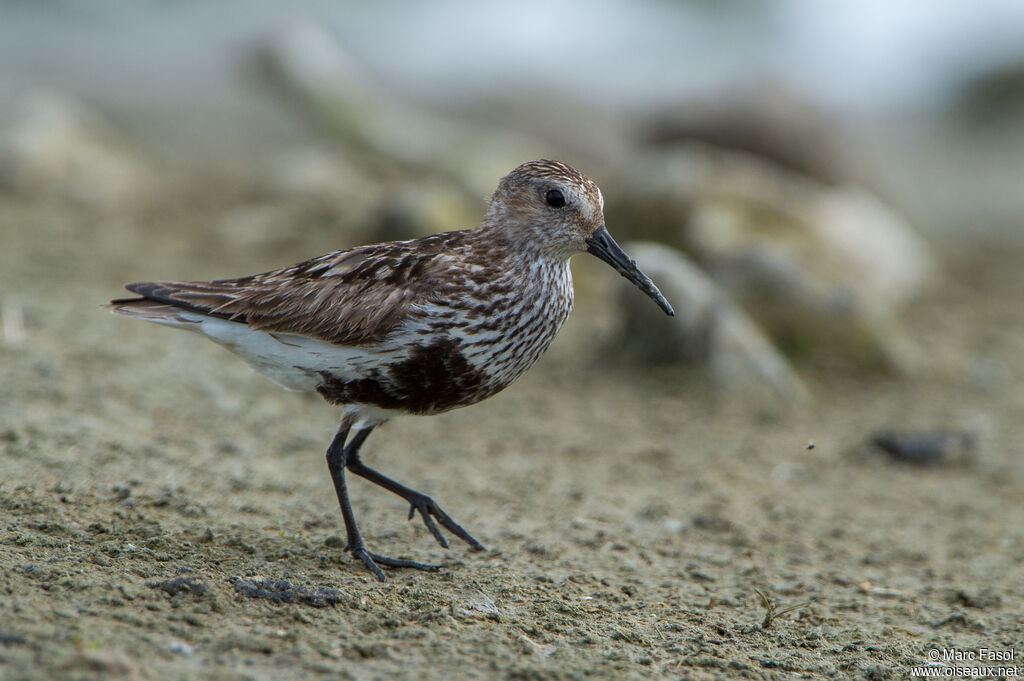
<box><xmin>346</xmin><ymin>443</ymin><xmax>485</xmax><ymax>552</ymax></box>
<box><xmin>325</xmin><ymin>422</ymin><xmax>439</xmax><ymax>581</ymax></box>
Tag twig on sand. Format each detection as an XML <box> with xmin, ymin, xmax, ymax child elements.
<box><xmin>751</xmin><ymin>587</ymin><xmax>811</xmax><ymax>631</ymax></box>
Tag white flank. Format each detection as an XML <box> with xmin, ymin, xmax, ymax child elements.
<box><xmin>113</xmin><ymin>304</ymin><xmax>403</xmax><ymax>393</ymax></box>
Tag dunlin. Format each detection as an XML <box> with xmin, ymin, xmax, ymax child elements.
<box><xmin>111</xmin><ymin>159</ymin><xmax>673</xmax><ymax>580</ymax></box>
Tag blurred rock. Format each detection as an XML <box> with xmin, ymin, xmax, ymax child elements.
<box><xmin>366</xmin><ymin>178</ymin><xmax>480</xmax><ymax>243</ymax></box>
<box><xmin>216</xmin><ymin>203</ymin><xmax>309</xmax><ymax>248</ymax></box>
<box><xmin>688</xmin><ymin>161</ymin><xmax>934</xmax><ymax>314</ymax></box>
<box><xmin>951</xmin><ymin>60</ymin><xmax>1024</xmax><ymax>125</ymax></box>
<box><xmin>1</xmin><ymin>296</ymin><xmax>27</xmax><ymax>348</ymax></box>
<box><xmin>612</xmin><ymin>241</ymin><xmax>808</xmax><ymax>404</ymax></box>
<box><xmin>253</xmin><ymin>20</ymin><xmax>544</xmax><ymax>196</ymax></box>
<box><xmin>643</xmin><ymin>85</ymin><xmax>855</xmax><ymax>186</ymax></box>
<box><xmin>614</xmin><ymin>148</ymin><xmax>937</xmax><ymax>371</ymax></box>
<box><xmin>267</xmin><ymin>147</ymin><xmax>374</xmax><ymax>208</ymax></box>
<box><xmin>870</xmin><ymin>429</ymin><xmax>977</xmax><ymax>467</ymax></box>
<box><xmin>0</xmin><ymin>91</ymin><xmax>152</xmax><ymax>206</ymax></box>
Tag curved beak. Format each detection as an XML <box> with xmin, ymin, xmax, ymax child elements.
<box><xmin>586</xmin><ymin>225</ymin><xmax>674</xmax><ymax>316</ymax></box>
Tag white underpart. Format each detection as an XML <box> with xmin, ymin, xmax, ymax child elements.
<box><xmin>125</xmin><ymin>308</ymin><xmax>409</xmax><ymax>428</ymax></box>
<box><xmin>122</xmin><ymin>307</ymin><xmax>398</xmax><ymax>389</ymax></box>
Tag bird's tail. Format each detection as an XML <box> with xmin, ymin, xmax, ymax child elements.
<box><xmin>108</xmin><ymin>297</ymin><xmax>202</xmax><ymax>329</ymax></box>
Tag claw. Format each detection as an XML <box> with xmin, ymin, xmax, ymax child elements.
<box><xmin>351</xmin><ymin>546</ymin><xmax>387</xmax><ymax>582</ymax></box>
<box><xmin>405</xmin><ymin>494</ymin><xmax>485</xmax><ymax>552</ymax></box>
<box><xmin>367</xmin><ymin>551</ymin><xmax>440</xmax><ymax>572</ymax></box>
<box><xmin>410</xmin><ymin>502</ymin><xmax>450</xmax><ymax>549</ymax></box>
<box><xmin>349</xmin><ymin>545</ymin><xmax>441</xmax><ymax>582</ymax></box>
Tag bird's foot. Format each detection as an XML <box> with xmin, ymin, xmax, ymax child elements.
<box><xmin>404</xmin><ymin>492</ymin><xmax>486</xmax><ymax>552</ymax></box>
<box><xmin>349</xmin><ymin>544</ymin><xmax>440</xmax><ymax>582</ymax></box>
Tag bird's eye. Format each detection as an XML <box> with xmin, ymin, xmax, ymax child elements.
<box><xmin>545</xmin><ymin>189</ymin><xmax>566</xmax><ymax>208</ymax></box>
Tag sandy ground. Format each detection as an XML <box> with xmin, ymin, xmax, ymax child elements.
<box><xmin>1</xmin><ymin>193</ymin><xmax>1023</xmax><ymax>681</ymax></box>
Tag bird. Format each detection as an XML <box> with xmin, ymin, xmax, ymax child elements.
<box><xmin>110</xmin><ymin>159</ymin><xmax>673</xmax><ymax>581</ymax></box>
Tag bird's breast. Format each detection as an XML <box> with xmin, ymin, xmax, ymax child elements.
<box><xmin>455</xmin><ymin>258</ymin><xmax>573</xmax><ymax>390</ymax></box>
<box><xmin>317</xmin><ymin>258</ymin><xmax>573</xmax><ymax>415</ymax></box>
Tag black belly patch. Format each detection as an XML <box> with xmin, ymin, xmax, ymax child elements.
<box><xmin>316</xmin><ymin>338</ymin><xmax>495</xmax><ymax>414</ymax></box>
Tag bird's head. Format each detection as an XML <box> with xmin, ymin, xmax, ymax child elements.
<box><xmin>484</xmin><ymin>159</ymin><xmax>674</xmax><ymax>316</ymax></box>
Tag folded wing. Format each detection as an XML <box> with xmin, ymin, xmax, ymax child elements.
<box><xmin>111</xmin><ymin>238</ymin><xmax>460</xmax><ymax>346</ymax></box>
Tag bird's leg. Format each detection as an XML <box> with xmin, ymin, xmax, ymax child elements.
<box><xmin>325</xmin><ymin>422</ymin><xmax>438</xmax><ymax>581</ymax></box>
<box><xmin>345</xmin><ymin>445</ymin><xmax>485</xmax><ymax>552</ymax></box>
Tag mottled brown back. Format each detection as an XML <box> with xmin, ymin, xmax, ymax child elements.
<box><xmin>114</xmin><ymin>232</ymin><xmax>473</xmax><ymax>346</ymax></box>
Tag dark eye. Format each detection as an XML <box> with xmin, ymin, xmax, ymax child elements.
<box><xmin>545</xmin><ymin>189</ymin><xmax>566</xmax><ymax>208</ymax></box>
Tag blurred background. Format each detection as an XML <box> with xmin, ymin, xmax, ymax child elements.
<box><xmin>3</xmin><ymin>0</ymin><xmax>1024</xmax><ymax>386</ymax></box>
<box><xmin>3</xmin><ymin>0</ymin><xmax>1024</xmax><ymax>223</ymax></box>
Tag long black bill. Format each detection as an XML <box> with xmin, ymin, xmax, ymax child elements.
<box><xmin>586</xmin><ymin>225</ymin><xmax>674</xmax><ymax>316</ymax></box>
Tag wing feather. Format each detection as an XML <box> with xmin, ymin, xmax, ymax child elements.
<box><xmin>113</xmin><ymin>234</ymin><xmax>470</xmax><ymax>346</ymax></box>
